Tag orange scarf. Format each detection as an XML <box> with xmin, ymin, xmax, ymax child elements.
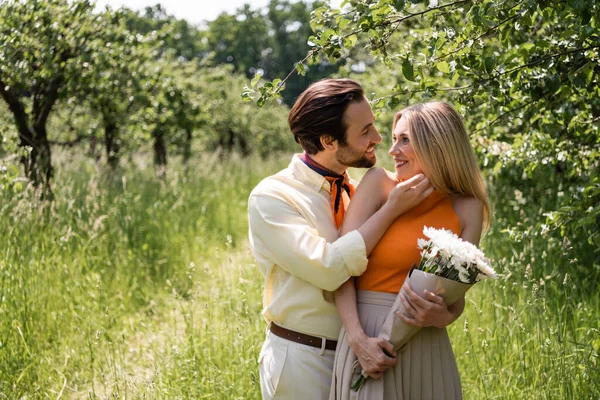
<box><xmin>300</xmin><ymin>153</ymin><xmax>355</xmax><ymax>228</ymax></box>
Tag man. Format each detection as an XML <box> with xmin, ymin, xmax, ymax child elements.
<box><xmin>248</xmin><ymin>79</ymin><xmax>433</xmax><ymax>399</ymax></box>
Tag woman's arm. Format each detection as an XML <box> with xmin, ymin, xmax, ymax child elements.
<box><xmin>397</xmin><ymin>196</ymin><xmax>484</xmax><ymax>328</ymax></box>
<box><xmin>349</xmin><ymin>170</ymin><xmax>432</xmax><ymax>255</ymax></box>
<box><xmin>336</xmin><ymin>168</ymin><xmax>403</xmax><ymax>378</ymax></box>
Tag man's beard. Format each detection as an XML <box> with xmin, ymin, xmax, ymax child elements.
<box><xmin>335</xmin><ymin>144</ymin><xmax>376</xmax><ymax>169</ymax></box>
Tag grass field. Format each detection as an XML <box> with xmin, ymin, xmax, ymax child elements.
<box><xmin>0</xmin><ymin>152</ymin><xmax>598</xmax><ymax>399</ymax></box>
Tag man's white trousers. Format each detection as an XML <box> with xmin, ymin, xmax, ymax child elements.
<box><xmin>259</xmin><ymin>330</ymin><xmax>336</xmax><ymax>399</ymax></box>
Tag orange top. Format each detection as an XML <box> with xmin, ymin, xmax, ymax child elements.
<box><xmin>356</xmin><ymin>191</ymin><xmax>462</xmax><ymax>294</ymax></box>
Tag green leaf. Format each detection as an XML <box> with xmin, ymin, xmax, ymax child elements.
<box><xmin>251</xmin><ymin>73</ymin><xmax>262</xmax><ymax>88</ymax></box>
<box><xmin>393</xmin><ymin>0</ymin><xmax>405</xmax><ymax>11</ymax></box>
<box><xmin>368</xmin><ymin>29</ymin><xmax>380</xmax><ymax>40</ymax></box>
<box><xmin>436</xmin><ymin>61</ymin><xmax>450</xmax><ymax>74</ymax></box>
<box><xmin>344</xmin><ymin>34</ymin><xmax>358</xmax><ymax>49</ymax></box>
<box><xmin>295</xmin><ymin>62</ymin><xmax>306</xmax><ymax>76</ymax></box>
<box><xmin>483</xmin><ymin>56</ymin><xmax>495</xmax><ymax>74</ymax></box>
<box><xmin>545</xmin><ymin>75</ymin><xmax>561</xmax><ymax>94</ymax></box>
<box><xmin>451</xmin><ymin>72</ymin><xmax>460</xmax><ymax>86</ymax></box>
<box><xmin>402</xmin><ymin>58</ymin><xmax>415</xmax><ymax>81</ymax></box>
<box><xmin>387</xmin><ymin>96</ymin><xmax>401</xmax><ymax>110</ymax></box>
<box><xmin>520</xmin><ymin>42</ymin><xmax>535</xmax><ymax>54</ymax></box>
<box><xmin>372</xmin><ymin>5</ymin><xmax>393</xmax><ymax>19</ymax></box>
<box><xmin>576</xmin><ymin>62</ymin><xmax>596</xmax><ymax>85</ymax></box>
<box><xmin>567</xmin><ymin>0</ymin><xmax>586</xmax><ymax>11</ymax></box>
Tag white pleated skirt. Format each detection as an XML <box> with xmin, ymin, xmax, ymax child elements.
<box><xmin>329</xmin><ymin>290</ymin><xmax>462</xmax><ymax>400</ymax></box>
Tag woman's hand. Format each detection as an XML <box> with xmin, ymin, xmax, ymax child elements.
<box><xmin>396</xmin><ymin>282</ymin><xmax>456</xmax><ymax>328</ymax></box>
<box><xmin>384</xmin><ymin>174</ymin><xmax>434</xmax><ymax>219</ymax></box>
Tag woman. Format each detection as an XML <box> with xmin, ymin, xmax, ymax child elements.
<box><xmin>330</xmin><ymin>102</ymin><xmax>491</xmax><ymax>400</ymax></box>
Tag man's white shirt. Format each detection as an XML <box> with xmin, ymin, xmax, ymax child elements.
<box><xmin>248</xmin><ymin>154</ymin><xmax>368</xmax><ymax>340</ymax></box>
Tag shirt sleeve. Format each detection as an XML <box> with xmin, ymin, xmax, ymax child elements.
<box><xmin>248</xmin><ymin>192</ymin><xmax>368</xmax><ymax>292</ymax></box>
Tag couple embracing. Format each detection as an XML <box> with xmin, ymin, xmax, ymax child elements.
<box><xmin>248</xmin><ymin>79</ymin><xmax>490</xmax><ymax>400</ymax></box>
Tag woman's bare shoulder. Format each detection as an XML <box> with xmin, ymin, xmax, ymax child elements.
<box><xmin>352</xmin><ymin>167</ymin><xmax>397</xmax><ymax>208</ymax></box>
<box><xmin>360</xmin><ymin>167</ymin><xmax>397</xmax><ymax>189</ymax></box>
<box><xmin>451</xmin><ymin>196</ymin><xmax>484</xmax><ymax>243</ymax></box>
<box><xmin>452</xmin><ymin>196</ymin><xmax>483</xmax><ymax>215</ymax></box>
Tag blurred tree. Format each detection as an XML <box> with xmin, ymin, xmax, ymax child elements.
<box><xmin>141</xmin><ymin>57</ymin><xmax>199</xmax><ymax>171</ymax></box>
<box><xmin>79</xmin><ymin>8</ymin><xmax>156</xmax><ymax>169</ymax></box>
<box><xmin>122</xmin><ymin>4</ymin><xmax>207</xmax><ymax>60</ymax></box>
<box><xmin>264</xmin><ymin>0</ymin><xmax>340</xmax><ymax>104</ymax></box>
<box><xmin>208</xmin><ymin>0</ymin><xmax>340</xmax><ymax>105</ymax></box>
<box><xmin>0</xmin><ymin>0</ymin><xmax>103</xmax><ymax>197</ymax></box>
<box><xmin>198</xmin><ymin>66</ymin><xmax>292</xmax><ymax>157</ymax></box>
<box><xmin>0</xmin><ymin>102</ymin><xmax>26</xmax><ymax>193</ymax></box>
<box><xmin>207</xmin><ymin>5</ymin><xmax>271</xmax><ymax>77</ymax></box>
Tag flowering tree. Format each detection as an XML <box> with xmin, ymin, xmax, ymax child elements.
<box><xmin>249</xmin><ymin>0</ymin><xmax>600</xmax><ymax>274</ymax></box>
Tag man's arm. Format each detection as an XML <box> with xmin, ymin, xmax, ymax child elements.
<box><xmin>336</xmin><ymin>278</ymin><xmax>397</xmax><ymax>379</ymax></box>
<box><xmin>249</xmin><ymin>192</ymin><xmax>368</xmax><ymax>292</ymax></box>
<box><xmin>248</xmin><ymin>172</ymin><xmax>432</xmax><ymax>293</ymax></box>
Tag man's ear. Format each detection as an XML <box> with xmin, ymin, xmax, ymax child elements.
<box><xmin>320</xmin><ymin>135</ymin><xmax>338</xmax><ymax>152</ymax></box>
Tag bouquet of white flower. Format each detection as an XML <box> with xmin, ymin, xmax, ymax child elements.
<box><xmin>414</xmin><ymin>226</ymin><xmax>496</xmax><ymax>284</ymax></box>
<box><xmin>351</xmin><ymin>227</ymin><xmax>496</xmax><ymax>391</ymax></box>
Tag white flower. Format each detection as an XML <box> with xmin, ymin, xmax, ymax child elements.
<box><xmin>427</xmin><ymin>246</ymin><xmax>440</xmax><ymax>258</ymax></box>
<box><xmin>458</xmin><ymin>269</ymin><xmax>471</xmax><ymax>283</ymax></box>
<box><xmin>417</xmin><ymin>226</ymin><xmax>497</xmax><ymax>283</ymax></box>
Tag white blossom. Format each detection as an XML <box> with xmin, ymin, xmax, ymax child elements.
<box><xmin>416</xmin><ymin>227</ymin><xmax>497</xmax><ymax>283</ymax></box>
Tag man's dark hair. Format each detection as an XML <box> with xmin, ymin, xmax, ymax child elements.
<box><xmin>288</xmin><ymin>79</ymin><xmax>365</xmax><ymax>154</ymax></box>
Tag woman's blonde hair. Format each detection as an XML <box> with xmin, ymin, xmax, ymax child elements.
<box><xmin>393</xmin><ymin>102</ymin><xmax>491</xmax><ymax>231</ymax></box>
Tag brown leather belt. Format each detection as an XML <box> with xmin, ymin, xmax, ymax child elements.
<box><xmin>270</xmin><ymin>323</ymin><xmax>338</xmax><ymax>351</ymax></box>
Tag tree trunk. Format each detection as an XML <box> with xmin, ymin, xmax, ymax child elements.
<box><xmin>182</xmin><ymin>128</ymin><xmax>192</xmax><ymax>164</ymax></box>
<box><xmin>1</xmin><ymin>78</ymin><xmax>58</xmax><ymax>198</ymax></box>
<box><xmin>104</xmin><ymin>116</ymin><xmax>120</xmax><ymax>169</ymax></box>
<box><xmin>153</xmin><ymin>131</ymin><xmax>167</xmax><ymax>175</ymax></box>
<box><xmin>89</xmin><ymin>131</ymin><xmax>100</xmax><ymax>162</ymax></box>
<box><xmin>28</xmin><ymin>123</ymin><xmax>54</xmax><ymax>199</ymax></box>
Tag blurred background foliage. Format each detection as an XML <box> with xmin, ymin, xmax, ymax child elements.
<box><xmin>0</xmin><ymin>0</ymin><xmax>598</xmax><ymax>397</ymax></box>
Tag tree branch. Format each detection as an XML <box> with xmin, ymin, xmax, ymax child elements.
<box><xmin>0</xmin><ymin>77</ymin><xmax>35</xmax><ymax>147</ymax></box>
<box><xmin>387</xmin><ymin>0</ymin><xmax>472</xmax><ymax>25</ymax></box>
<box><xmin>35</xmin><ymin>77</ymin><xmax>62</xmax><ymax>128</ymax></box>
<box><xmin>488</xmin><ymin>44</ymin><xmax>600</xmax><ymax>81</ymax></box>
<box><xmin>371</xmin><ymin>85</ymin><xmax>471</xmax><ymax>103</ymax></box>
<box><xmin>49</xmin><ymin>134</ymin><xmax>91</xmax><ymax>147</ymax></box>
<box><xmin>436</xmin><ymin>7</ymin><xmax>523</xmax><ymax>61</ymax></box>
<box><xmin>473</xmin><ymin>72</ymin><xmax>574</xmax><ymax>134</ymax></box>
<box><xmin>474</xmin><ymin>99</ymin><xmax>536</xmax><ymax>134</ymax></box>
<box><xmin>274</xmin><ymin>0</ymin><xmax>473</xmax><ymax>95</ymax></box>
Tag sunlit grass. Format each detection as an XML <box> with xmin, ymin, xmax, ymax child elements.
<box><xmin>0</xmin><ymin>152</ymin><xmax>285</xmax><ymax>398</ymax></box>
<box><xmin>0</xmin><ymin>151</ymin><xmax>598</xmax><ymax>399</ymax></box>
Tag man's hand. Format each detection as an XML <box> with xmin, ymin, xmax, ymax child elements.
<box><xmin>348</xmin><ymin>333</ymin><xmax>397</xmax><ymax>379</ymax></box>
<box><xmin>396</xmin><ymin>282</ymin><xmax>453</xmax><ymax>328</ymax></box>
<box><xmin>384</xmin><ymin>174</ymin><xmax>434</xmax><ymax>218</ymax></box>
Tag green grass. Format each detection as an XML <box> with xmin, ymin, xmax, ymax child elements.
<box><xmin>0</xmin><ymin>152</ymin><xmax>598</xmax><ymax>399</ymax></box>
